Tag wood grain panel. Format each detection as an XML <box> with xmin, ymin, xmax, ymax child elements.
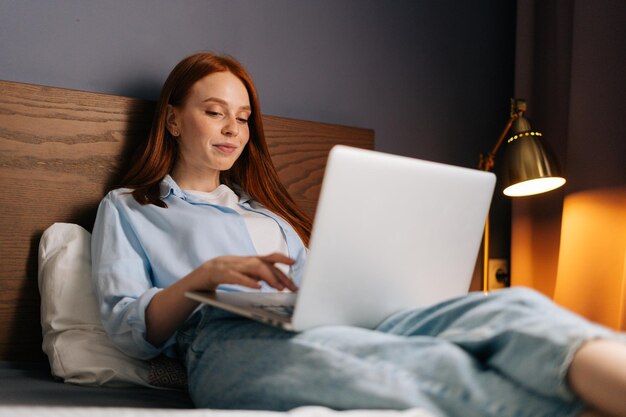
<box><xmin>0</xmin><ymin>80</ymin><xmax>373</xmax><ymax>361</ymax></box>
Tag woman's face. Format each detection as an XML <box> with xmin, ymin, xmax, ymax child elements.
<box><xmin>168</xmin><ymin>71</ymin><xmax>251</xmax><ymax>186</ymax></box>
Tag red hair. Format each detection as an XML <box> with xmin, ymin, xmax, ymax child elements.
<box><xmin>120</xmin><ymin>52</ymin><xmax>312</xmax><ymax>246</ymax></box>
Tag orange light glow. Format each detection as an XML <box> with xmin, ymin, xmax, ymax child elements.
<box><xmin>553</xmin><ymin>187</ymin><xmax>626</xmax><ymax>330</ymax></box>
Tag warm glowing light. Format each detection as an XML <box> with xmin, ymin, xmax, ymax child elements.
<box><xmin>554</xmin><ymin>187</ymin><xmax>626</xmax><ymax>330</ymax></box>
<box><xmin>503</xmin><ymin>177</ymin><xmax>566</xmax><ymax>197</ymax></box>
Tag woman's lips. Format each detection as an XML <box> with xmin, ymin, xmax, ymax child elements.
<box><xmin>213</xmin><ymin>144</ymin><xmax>237</xmax><ymax>155</ymax></box>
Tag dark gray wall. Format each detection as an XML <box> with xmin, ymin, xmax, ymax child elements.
<box><xmin>1</xmin><ymin>0</ymin><xmax>515</xmax><ymax>261</ymax></box>
<box><xmin>0</xmin><ymin>0</ymin><xmax>515</xmax><ymax>169</ymax></box>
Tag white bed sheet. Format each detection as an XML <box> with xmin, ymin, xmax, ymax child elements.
<box><xmin>0</xmin><ymin>406</ymin><xmax>435</xmax><ymax>417</ymax></box>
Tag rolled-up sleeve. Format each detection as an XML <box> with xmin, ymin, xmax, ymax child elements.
<box><xmin>91</xmin><ymin>193</ymin><xmax>169</xmax><ymax>360</ymax></box>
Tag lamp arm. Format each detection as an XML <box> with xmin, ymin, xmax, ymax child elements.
<box><xmin>478</xmin><ymin>103</ymin><xmax>523</xmax><ymax>292</ymax></box>
<box><xmin>479</xmin><ymin>114</ymin><xmax>517</xmax><ymax>172</ymax></box>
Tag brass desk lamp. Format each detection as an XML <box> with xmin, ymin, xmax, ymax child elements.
<box><xmin>479</xmin><ymin>99</ymin><xmax>566</xmax><ymax>291</ymax></box>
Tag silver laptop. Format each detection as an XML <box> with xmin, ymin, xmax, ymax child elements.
<box><xmin>186</xmin><ymin>145</ymin><xmax>496</xmax><ymax>331</ymax></box>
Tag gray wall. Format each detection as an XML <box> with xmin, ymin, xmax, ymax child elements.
<box><xmin>1</xmin><ymin>0</ymin><xmax>515</xmax><ymax>260</ymax></box>
<box><xmin>0</xmin><ymin>0</ymin><xmax>515</xmax><ymax>169</ymax></box>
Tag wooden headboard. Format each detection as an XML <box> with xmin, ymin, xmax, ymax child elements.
<box><xmin>0</xmin><ymin>80</ymin><xmax>374</xmax><ymax>362</ymax></box>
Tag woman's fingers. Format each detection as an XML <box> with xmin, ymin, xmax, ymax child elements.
<box><xmin>257</xmin><ymin>254</ymin><xmax>298</xmax><ymax>291</ymax></box>
<box><xmin>239</xmin><ymin>257</ymin><xmax>288</xmax><ymax>291</ymax></box>
<box><xmin>258</xmin><ymin>253</ymin><xmax>298</xmax><ymax>291</ymax></box>
<box><xmin>225</xmin><ymin>270</ymin><xmax>263</xmax><ymax>289</ymax></box>
<box><xmin>259</xmin><ymin>253</ymin><xmax>296</xmax><ymax>266</ymax></box>
<box><xmin>208</xmin><ymin>255</ymin><xmax>297</xmax><ymax>291</ymax></box>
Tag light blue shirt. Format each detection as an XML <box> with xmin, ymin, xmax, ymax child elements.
<box><xmin>91</xmin><ymin>175</ymin><xmax>308</xmax><ymax>360</ymax></box>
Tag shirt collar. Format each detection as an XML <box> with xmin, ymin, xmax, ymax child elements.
<box><xmin>160</xmin><ymin>174</ymin><xmax>252</xmax><ymax>204</ymax></box>
<box><xmin>232</xmin><ymin>185</ymin><xmax>252</xmax><ymax>204</ymax></box>
<box><xmin>160</xmin><ymin>175</ymin><xmax>185</xmax><ymax>200</ymax></box>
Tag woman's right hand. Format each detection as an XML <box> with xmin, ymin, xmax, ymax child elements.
<box><xmin>197</xmin><ymin>253</ymin><xmax>298</xmax><ymax>292</ymax></box>
<box><xmin>145</xmin><ymin>253</ymin><xmax>297</xmax><ymax>347</ymax></box>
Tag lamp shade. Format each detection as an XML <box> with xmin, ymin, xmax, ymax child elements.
<box><xmin>501</xmin><ymin>115</ymin><xmax>566</xmax><ymax>197</ymax></box>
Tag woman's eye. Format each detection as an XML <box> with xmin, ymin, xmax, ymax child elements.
<box><xmin>237</xmin><ymin>117</ymin><xmax>249</xmax><ymax>124</ymax></box>
<box><xmin>206</xmin><ymin>111</ymin><xmax>222</xmax><ymax>117</ymax></box>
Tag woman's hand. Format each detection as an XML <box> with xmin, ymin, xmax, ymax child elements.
<box><xmin>199</xmin><ymin>253</ymin><xmax>298</xmax><ymax>292</ymax></box>
<box><xmin>145</xmin><ymin>253</ymin><xmax>296</xmax><ymax>347</ymax></box>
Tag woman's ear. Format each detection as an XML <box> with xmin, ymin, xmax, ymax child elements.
<box><xmin>166</xmin><ymin>105</ymin><xmax>180</xmax><ymax>137</ymax></box>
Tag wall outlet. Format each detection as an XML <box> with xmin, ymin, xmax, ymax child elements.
<box><xmin>488</xmin><ymin>258</ymin><xmax>509</xmax><ymax>290</ymax></box>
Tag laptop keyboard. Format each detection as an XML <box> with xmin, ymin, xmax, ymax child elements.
<box><xmin>252</xmin><ymin>303</ymin><xmax>295</xmax><ymax>317</ymax></box>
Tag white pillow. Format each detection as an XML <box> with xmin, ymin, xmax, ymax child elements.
<box><xmin>38</xmin><ymin>222</ymin><xmax>153</xmax><ymax>387</ymax></box>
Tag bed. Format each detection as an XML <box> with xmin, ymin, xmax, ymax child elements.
<box><xmin>0</xmin><ymin>79</ymin><xmax>434</xmax><ymax>416</ymax></box>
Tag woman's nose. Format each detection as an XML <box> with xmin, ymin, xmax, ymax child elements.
<box><xmin>222</xmin><ymin>115</ymin><xmax>239</xmax><ymax>137</ymax></box>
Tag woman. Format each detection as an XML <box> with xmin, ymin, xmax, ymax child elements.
<box><xmin>92</xmin><ymin>52</ymin><xmax>626</xmax><ymax>417</ymax></box>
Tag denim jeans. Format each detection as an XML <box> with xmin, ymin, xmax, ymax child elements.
<box><xmin>176</xmin><ymin>287</ymin><xmax>622</xmax><ymax>416</ymax></box>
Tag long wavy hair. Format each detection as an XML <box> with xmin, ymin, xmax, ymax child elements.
<box><xmin>119</xmin><ymin>52</ymin><xmax>312</xmax><ymax>246</ymax></box>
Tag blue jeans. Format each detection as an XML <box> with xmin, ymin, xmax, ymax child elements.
<box><xmin>176</xmin><ymin>287</ymin><xmax>622</xmax><ymax>416</ymax></box>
